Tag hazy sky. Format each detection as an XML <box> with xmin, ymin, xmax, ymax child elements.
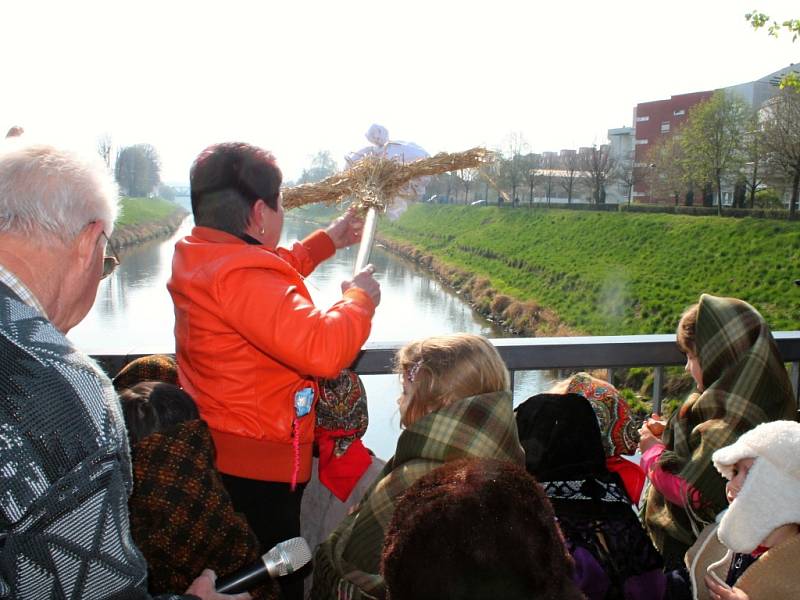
<box><xmin>2</xmin><ymin>0</ymin><xmax>798</xmax><ymax>184</ymax></box>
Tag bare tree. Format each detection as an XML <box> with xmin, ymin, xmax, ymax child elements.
<box><xmin>560</xmin><ymin>152</ymin><xmax>581</xmax><ymax>203</ymax></box>
<box><xmin>761</xmin><ymin>90</ymin><xmax>800</xmax><ymax>217</ymax></box>
<box><xmin>458</xmin><ymin>168</ymin><xmax>478</xmax><ymax>204</ymax></box>
<box><xmin>740</xmin><ymin>112</ymin><xmax>768</xmax><ymax>209</ymax></box>
<box><xmin>616</xmin><ymin>158</ymin><xmax>635</xmax><ymax>205</ymax></box>
<box><xmin>581</xmin><ymin>145</ymin><xmax>616</xmax><ymax>204</ymax></box>
<box><xmin>522</xmin><ymin>153</ymin><xmax>542</xmax><ymax>207</ymax></box>
<box><xmin>647</xmin><ymin>133</ymin><xmax>690</xmax><ymax>205</ymax></box>
<box><xmin>499</xmin><ymin>132</ymin><xmax>528</xmax><ymax>204</ymax></box>
<box><xmin>97</xmin><ymin>134</ymin><xmax>113</xmax><ymax>170</ymax></box>
<box><xmin>541</xmin><ymin>154</ymin><xmax>557</xmax><ymax>204</ymax></box>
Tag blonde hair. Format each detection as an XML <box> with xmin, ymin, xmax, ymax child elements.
<box><xmin>676</xmin><ymin>303</ymin><xmax>699</xmax><ymax>355</ymax></box>
<box><xmin>394</xmin><ymin>333</ymin><xmax>510</xmax><ymax>427</ymax></box>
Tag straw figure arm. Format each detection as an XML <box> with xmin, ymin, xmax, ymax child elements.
<box><xmin>282</xmin><ymin>147</ymin><xmax>494</xmax><ymax>213</ymax></box>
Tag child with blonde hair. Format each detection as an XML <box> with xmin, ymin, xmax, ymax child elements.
<box><xmin>311</xmin><ymin>333</ymin><xmax>525</xmax><ymax>600</ymax></box>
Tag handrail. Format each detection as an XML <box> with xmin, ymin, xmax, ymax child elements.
<box><xmin>92</xmin><ymin>331</ymin><xmax>800</xmax><ymax>412</ymax></box>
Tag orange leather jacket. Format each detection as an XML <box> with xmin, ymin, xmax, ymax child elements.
<box><xmin>167</xmin><ymin>226</ymin><xmax>375</xmax><ymax>484</ymax></box>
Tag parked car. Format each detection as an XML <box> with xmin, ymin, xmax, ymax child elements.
<box><xmin>471</xmin><ymin>199</ymin><xmax>488</xmax><ymax>206</ymax></box>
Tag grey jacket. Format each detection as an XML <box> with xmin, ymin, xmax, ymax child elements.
<box><xmin>0</xmin><ymin>282</ymin><xmax>186</xmax><ymax>599</ymax></box>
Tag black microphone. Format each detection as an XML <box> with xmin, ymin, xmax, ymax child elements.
<box><xmin>215</xmin><ymin>537</ymin><xmax>312</xmax><ymax>594</ymax></box>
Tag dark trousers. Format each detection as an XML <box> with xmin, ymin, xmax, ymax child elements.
<box><xmin>221</xmin><ymin>474</ymin><xmax>307</xmax><ymax>600</ymax></box>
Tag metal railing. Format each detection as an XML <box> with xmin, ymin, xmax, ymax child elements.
<box><xmin>93</xmin><ymin>332</ymin><xmax>800</xmax><ymax>413</ymax></box>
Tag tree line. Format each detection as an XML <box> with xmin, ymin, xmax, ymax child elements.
<box><xmin>646</xmin><ymin>89</ymin><xmax>800</xmax><ymax>218</ymax></box>
<box><xmin>96</xmin><ymin>136</ymin><xmax>174</xmax><ymax>200</ymax></box>
<box><xmin>421</xmin><ymin>89</ymin><xmax>800</xmax><ymax>219</ymax></box>
<box><xmin>424</xmin><ymin>136</ymin><xmax>626</xmax><ymax>208</ymax></box>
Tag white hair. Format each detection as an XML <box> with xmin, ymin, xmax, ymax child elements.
<box><xmin>0</xmin><ymin>143</ymin><xmax>119</xmax><ymax>242</ymax></box>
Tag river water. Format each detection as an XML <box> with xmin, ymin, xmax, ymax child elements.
<box><xmin>68</xmin><ymin>212</ymin><xmax>549</xmax><ymax>458</ymax></box>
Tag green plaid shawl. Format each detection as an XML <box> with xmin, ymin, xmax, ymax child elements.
<box><xmin>311</xmin><ymin>390</ymin><xmax>524</xmax><ymax>600</ymax></box>
<box><xmin>644</xmin><ymin>294</ymin><xmax>797</xmax><ymax>568</ymax></box>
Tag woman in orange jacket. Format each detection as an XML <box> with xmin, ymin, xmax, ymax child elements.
<box><xmin>168</xmin><ymin>142</ymin><xmax>380</xmax><ymax>600</ymax></box>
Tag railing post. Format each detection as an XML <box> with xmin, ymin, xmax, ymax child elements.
<box><xmin>509</xmin><ymin>370</ymin><xmax>516</xmax><ymax>401</ymax></box>
<box><xmin>653</xmin><ymin>366</ymin><xmax>664</xmax><ymax>415</ymax></box>
<box><xmin>791</xmin><ymin>361</ymin><xmax>800</xmax><ymax>409</ymax></box>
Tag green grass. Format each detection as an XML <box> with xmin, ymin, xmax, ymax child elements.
<box><xmin>381</xmin><ymin>205</ymin><xmax>800</xmax><ymax>335</ymax></box>
<box><xmin>116</xmin><ymin>197</ymin><xmax>185</xmax><ymax>227</ymax></box>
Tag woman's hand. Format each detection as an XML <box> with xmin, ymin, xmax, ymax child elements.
<box><xmin>326</xmin><ymin>207</ymin><xmax>364</xmax><ymax>249</ymax></box>
<box><xmin>704</xmin><ymin>573</ymin><xmax>749</xmax><ymax>600</ymax></box>
<box><xmin>342</xmin><ymin>265</ymin><xmax>381</xmax><ymax>307</ymax></box>
<box><xmin>185</xmin><ymin>569</ymin><xmax>252</xmax><ymax>599</ymax></box>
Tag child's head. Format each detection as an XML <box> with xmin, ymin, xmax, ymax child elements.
<box><xmin>119</xmin><ymin>381</ymin><xmax>200</xmax><ymax>444</ymax></box>
<box><xmin>112</xmin><ymin>354</ymin><xmax>179</xmax><ymax>391</ymax></box>
<box><xmin>676</xmin><ymin>303</ymin><xmax>703</xmax><ymax>390</ymax></box>
<box><xmin>394</xmin><ymin>333</ymin><xmax>509</xmax><ymax>428</ymax></box>
<box><xmin>381</xmin><ymin>458</ymin><xmax>582</xmax><ymax>600</ymax></box>
<box><xmin>712</xmin><ymin>420</ymin><xmax>800</xmax><ymax>553</ymax></box>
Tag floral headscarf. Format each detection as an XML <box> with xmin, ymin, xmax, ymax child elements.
<box><xmin>566</xmin><ymin>372</ymin><xmax>638</xmax><ymax>457</ymax></box>
<box><xmin>315</xmin><ymin>370</ymin><xmax>372</xmax><ymax>502</ymax></box>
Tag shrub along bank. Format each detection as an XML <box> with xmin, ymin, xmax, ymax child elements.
<box><xmin>111</xmin><ymin>197</ymin><xmax>188</xmax><ymax>249</ymax></box>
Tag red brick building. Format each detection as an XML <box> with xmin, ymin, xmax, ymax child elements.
<box><xmin>632</xmin><ymin>90</ymin><xmax>713</xmax><ymax>202</ymax></box>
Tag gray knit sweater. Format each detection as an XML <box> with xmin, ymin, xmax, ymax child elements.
<box><xmin>0</xmin><ymin>282</ymin><xmax>187</xmax><ymax>599</ymax></box>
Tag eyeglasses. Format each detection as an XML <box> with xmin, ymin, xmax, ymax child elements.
<box><xmin>100</xmin><ymin>230</ymin><xmax>120</xmax><ymax>279</ymax></box>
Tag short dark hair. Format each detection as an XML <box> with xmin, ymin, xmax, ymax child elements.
<box><xmin>381</xmin><ymin>458</ymin><xmax>582</xmax><ymax>600</ymax></box>
<box><xmin>190</xmin><ymin>142</ymin><xmax>282</xmax><ymax>236</ymax></box>
<box><xmin>119</xmin><ymin>381</ymin><xmax>200</xmax><ymax>444</ymax></box>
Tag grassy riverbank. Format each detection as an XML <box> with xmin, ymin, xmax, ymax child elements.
<box><xmin>380</xmin><ymin>205</ymin><xmax>800</xmax><ymax>336</ymax></box>
<box><xmin>112</xmin><ymin>197</ymin><xmax>188</xmax><ymax>248</ymax></box>
<box><xmin>117</xmin><ymin>197</ymin><xmax>186</xmax><ymax>227</ymax></box>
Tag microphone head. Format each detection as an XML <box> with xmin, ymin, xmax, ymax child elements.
<box><xmin>263</xmin><ymin>537</ymin><xmax>312</xmax><ymax>577</ymax></box>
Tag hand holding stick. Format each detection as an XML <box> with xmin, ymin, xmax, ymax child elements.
<box><xmin>353</xmin><ymin>207</ymin><xmax>379</xmax><ymax>275</ymax></box>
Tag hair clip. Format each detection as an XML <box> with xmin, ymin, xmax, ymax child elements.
<box><xmin>407</xmin><ymin>359</ymin><xmax>423</xmax><ymax>383</ymax></box>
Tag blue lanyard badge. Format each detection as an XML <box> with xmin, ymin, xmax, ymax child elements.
<box><xmin>294</xmin><ymin>387</ymin><xmax>314</xmax><ymax>418</ymax></box>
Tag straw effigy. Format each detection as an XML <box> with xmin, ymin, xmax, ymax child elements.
<box><xmin>282</xmin><ymin>147</ymin><xmax>494</xmax><ymax>212</ymax></box>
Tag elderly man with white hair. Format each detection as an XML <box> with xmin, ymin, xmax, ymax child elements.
<box><xmin>0</xmin><ymin>144</ymin><xmax>248</xmax><ymax>600</ymax></box>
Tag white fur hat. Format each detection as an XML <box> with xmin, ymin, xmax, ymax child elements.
<box><xmin>713</xmin><ymin>420</ymin><xmax>800</xmax><ymax>553</ymax></box>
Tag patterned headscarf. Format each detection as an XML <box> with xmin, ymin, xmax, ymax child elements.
<box><xmin>315</xmin><ymin>370</ymin><xmax>372</xmax><ymax>502</ymax></box>
<box><xmin>316</xmin><ymin>370</ymin><xmax>368</xmax><ymax>457</ymax></box>
<box><xmin>565</xmin><ymin>372</ymin><xmax>638</xmax><ymax>457</ymax></box>
<box><xmin>113</xmin><ymin>354</ymin><xmax>178</xmax><ymax>390</ymax></box>
<box><xmin>644</xmin><ymin>294</ymin><xmax>797</xmax><ymax>568</ymax></box>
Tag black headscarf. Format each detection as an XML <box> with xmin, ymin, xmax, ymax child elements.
<box><xmin>516</xmin><ymin>392</ymin><xmax>607</xmax><ymax>482</ymax></box>
<box><xmin>515</xmin><ymin>392</ymin><xmax>665</xmax><ymax>597</ymax></box>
